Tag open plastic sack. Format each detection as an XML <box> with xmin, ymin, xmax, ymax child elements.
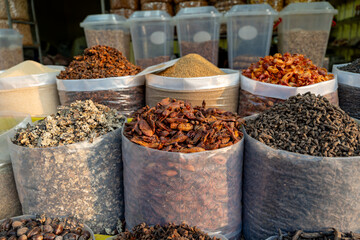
<box><xmin>9</xmin><ymin>128</ymin><xmax>124</xmax><ymax>234</ymax></box>
<box><xmin>0</xmin><ymin>112</ymin><xmax>31</xmax><ymax>219</ymax></box>
<box><xmin>0</xmin><ymin>66</ymin><xmax>63</xmax><ymax>117</ymax></box>
<box><xmin>242</xmin><ymin>130</ymin><xmax>360</xmax><ymax>240</ymax></box>
<box><xmin>57</xmin><ymin>75</ymin><xmax>145</xmax><ymax>117</ymax></box>
<box><xmin>122</xmin><ymin>134</ymin><xmax>244</xmax><ymax>240</ymax></box>
<box><xmin>238</xmin><ymin>75</ymin><xmax>339</xmax><ymax>117</ymax></box>
<box><xmin>146</xmin><ymin>69</ymin><xmax>240</xmax><ymax>113</ymax></box>
<box><xmin>333</xmin><ymin>64</ymin><xmax>360</xmax><ymax>119</ymax></box>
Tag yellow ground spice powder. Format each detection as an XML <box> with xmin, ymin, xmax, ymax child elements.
<box><xmin>157</xmin><ymin>53</ymin><xmax>225</xmax><ymax>78</ymax></box>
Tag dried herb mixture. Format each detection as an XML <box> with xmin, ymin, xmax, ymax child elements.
<box><xmin>242</xmin><ymin>53</ymin><xmax>333</xmax><ymax>87</ymax></box>
<box><xmin>57</xmin><ymin>45</ymin><xmax>141</xmax><ymax>79</ymax></box>
<box><xmin>116</xmin><ymin>223</ymin><xmax>221</xmax><ymax>240</ymax></box>
<box><xmin>246</xmin><ymin>92</ymin><xmax>360</xmax><ymax>157</ymax></box>
<box><xmin>339</xmin><ymin>58</ymin><xmax>360</xmax><ymax>74</ymax></box>
<box><xmin>13</xmin><ymin>100</ymin><xmax>125</xmax><ymax>148</ymax></box>
<box><xmin>276</xmin><ymin>228</ymin><xmax>360</xmax><ymax>240</ymax></box>
<box><xmin>124</xmin><ymin>98</ymin><xmax>244</xmax><ymax>152</ymax></box>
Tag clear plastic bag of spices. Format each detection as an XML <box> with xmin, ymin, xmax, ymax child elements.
<box><xmin>0</xmin><ymin>29</ymin><xmax>23</xmax><ymax>70</ymax></box>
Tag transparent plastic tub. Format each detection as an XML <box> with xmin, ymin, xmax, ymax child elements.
<box><xmin>225</xmin><ymin>4</ymin><xmax>276</xmax><ymax>70</ymax></box>
<box><xmin>80</xmin><ymin>14</ymin><xmax>131</xmax><ymax>59</ymax></box>
<box><xmin>175</xmin><ymin>6</ymin><xmax>221</xmax><ymax>65</ymax></box>
<box><xmin>0</xmin><ymin>29</ymin><xmax>23</xmax><ymax>70</ymax></box>
<box><xmin>278</xmin><ymin>2</ymin><xmax>337</xmax><ymax>66</ymax></box>
<box><xmin>128</xmin><ymin>10</ymin><xmax>174</xmax><ymax>68</ymax></box>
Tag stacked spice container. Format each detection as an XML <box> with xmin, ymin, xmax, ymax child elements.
<box><xmin>175</xmin><ymin>6</ymin><xmax>222</xmax><ymax>65</ymax></box>
<box><xmin>128</xmin><ymin>10</ymin><xmax>174</xmax><ymax>68</ymax></box>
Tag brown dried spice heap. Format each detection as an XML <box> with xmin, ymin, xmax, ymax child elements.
<box><xmin>57</xmin><ymin>45</ymin><xmax>141</xmax><ymax>79</ymax></box>
<box><xmin>0</xmin><ymin>214</ymin><xmax>93</xmax><ymax>240</ymax></box>
<box><xmin>276</xmin><ymin>228</ymin><xmax>360</xmax><ymax>240</ymax></box>
<box><xmin>124</xmin><ymin>98</ymin><xmax>244</xmax><ymax>152</ymax></box>
<box><xmin>116</xmin><ymin>223</ymin><xmax>221</xmax><ymax>240</ymax></box>
<box><xmin>246</xmin><ymin>92</ymin><xmax>360</xmax><ymax>157</ymax></box>
<box><xmin>12</xmin><ymin>100</ymin><xmax>125</xmax><ymax>148</ymax></box>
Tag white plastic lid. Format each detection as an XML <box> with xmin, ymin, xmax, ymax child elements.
<box><xmin>0</xmin><ymin>29</ymin><xmax>23</xmax><ymax>39</ymax></box>
<box><xmin>225</xmin><ymin>4</ymin><xmax>277</xmax><ymax>17</ymax></box>
<box><xmin>176</xmin><ymin>6</ymin><xmax>222</xmax><ymax>19</ymax></box>
<box><xmin>128</xmin><ymin>10</ymin><xmax>172</xmax><ymax>22</ymax></box>
<box><xmin>279</xmin><ymin>2</ymin><xmax>338</xmax><ymax>15</ymax></box>
<box><xmin>80</xmin><ymin>14</ymin><xmax>127</xmax><ymax>27</ymax></box>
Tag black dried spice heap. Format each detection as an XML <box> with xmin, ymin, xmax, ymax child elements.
<box><xmin>246</xmin><ymin>92</ymin><xmax>360</xmax><ymax>157</ymax></box>
<box><xmin>116</xmin><ymin>223</ymin><xmax>221</xmax><ymax>240</ymax></box>
<box><xmin>57</xmin><ymin>45</ymin><xmax>141</xmax><ymax>79</ymax></box>
<box><xmin>0</xmin><ymin>215</ymin><xmax>92</xmax><ymax>240</ymax></box>
<box><xmin>276</xmin><ymin>228</ymin><xmax>360</xmax><ymax>240</ymax></box>
<box><xmin>12</xmin><ymin>100</ymin><xmax>125</xmax><ymax>148</ymax></box>
<box><xmin>339</xmin><ymin>58</ymin><xmax>360</xmax><ymax>74</ymax></box>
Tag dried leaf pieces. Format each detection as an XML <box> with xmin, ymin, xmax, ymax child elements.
<box><xmin>116</xmin><ymin>222</ymin><xmax>221</xmax><ymax>240</ymax></box>
<box><xmin>12</xmin><ymin>100</ymin><xmax>125</xmax><ymax>148</ymax></box>
<box><xmin>242</xmin><ymin>53</ymin><xmax>334</xmax><ymax>87</ymax></box>
<box><xmin>57</xmin><ymin>45</ymin><xmax>141</xmax><ymax>79</ymax></box>
<box><xmin>124</xmin><ymin>98</ymin><xmax>244</xmax><ymax>152</ymax></box>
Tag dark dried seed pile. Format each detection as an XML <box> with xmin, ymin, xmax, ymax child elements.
<box><xmin>246</xmin><ymin>92</ymin><xmax>360</xmax><ymax>157</ymax></box>
<box><xmin>0</xmin><ymin>215</ymin><xmax>92</xmax><ymax>240</ymax></box>
<box><xmin>115</xmin><ymin>223</ymin><xmax>221</xmax><ymax>240</ymax></box>
<box><xmin>339</xmin><ymin>58</ymin><xmax>360</xmax><ymax>73</ymax></box>
<box><xmin>276</xmin><ymin>228</ymin><xmax>360</xmax><ymax>240</ymax></box>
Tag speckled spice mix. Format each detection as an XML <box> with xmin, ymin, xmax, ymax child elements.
<box><xmin>57</xmin><ymin>45</ymin><xmax>141</xmax><ymax>79</ymax></box>
<box><xmin>12</xmin><ymin>100</ymin><xmax>125</xmax><ymax>148</ymax></box>
<box><xmin>242</xmin><ymin>53</ymin><xmax>333</xmax><ymax>87</ymax></box>
<box><xmin>116</xmin><ymin>223</ymin><xmax>222</xmax><ymax>240</ymax></box>
<box><xmin>275</xmin><ymin>228</ymin><xmax>360</xmax><ymax>240</ymax></box>
<box><xmin>124</xmin><ymin>98</ymin><xmax>244</xmax><ymax>153</ymax></box>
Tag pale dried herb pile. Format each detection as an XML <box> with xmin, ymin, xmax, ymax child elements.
<box><xmin>246</xmin><ymin>92</ymin><xmax>360</xmax><ymax>157</ymax></box>
<box><xmin>116</xmin><ymin>223</ymin><xmax>221</xmax><ymax>240</ymax></box>
<box><xmin>12</xmin><ymin>100</ymin><xmax>125</xmax><ymax>148</ymax></box>
<box><xmin>57</xmin><ymin>45</ymin><xmax>141</xmax><ymax>79</ymax></box>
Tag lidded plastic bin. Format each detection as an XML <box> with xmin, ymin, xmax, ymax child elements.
<box><xmin>225</xmin><ymin>4</ymin><xmax>276</xmax><ymax>70</ymax></box>
<box><xmin>0</xmin><ymin>29</ymin><xmax>23</xmax><ymax>70</ymax></box>
<box><xmin>175</xmin><ymin>6</ymin><xmax>221</xmax><ymax>65</ymax></box>
<box><xmin>278</xmin><ymin>2</ymin><xmax>337</xmax><ymax>66</ymax></box>
<box><xmin>128</xmin><ymin>10</ymin><xmax>174</xmax><ymax>68</ymax></box>
<box><xmin>80</xmin><ymin>14</ymin><xmax>131</xmax><ymax>59</ymax></box>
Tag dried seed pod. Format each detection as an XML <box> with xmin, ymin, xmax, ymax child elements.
<box><xmin>31</xmin><ymin>234</ymin><xmax>43</xmax><ymax>240</ymax></box>
<box><xmin>17</xmin><ymin>228</ymin><xmax>28</xmax><ymax>237</ymax></box>
<box><xmin>43</xmin><ymin>225</ymin><xmax>53</xmax><ymax>234</ymax></box>
<box><xmin>8</xmin><ymin>235</ymin><xmax>17</xmax><ymax>240</ymax></box>
<box><xmin>27</xmin><ymin>227</ymin><xmax>40</xmax><ymax>238</ymax></box>
<box><xmin>12</xmin><ymin>222</ymin><xmax>23</xmax><ymax>229</ymax></box>
<box><xmin>18</xmin><ymin>235</ymin><xmax>27</xmax><ymax>240</ymax></box>
<box><xmin>63</xmin><ymin>233</ymin><xmax>78</xmax><ymax>240</ymax></box>
<box><xmin>43</xmin><ymin>234</ymin><xmax>56</xmax><ymax>240</ymax></box>
<box><xmin>54</xmin><ymin>224</ymin><xmax>64</xmax><ymax>235</ymax></box>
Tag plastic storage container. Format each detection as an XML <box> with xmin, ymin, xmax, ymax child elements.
<box><xmin>175</xmin><ymin>6</ymin><xmax>221</xmax><ymax>65</ymax></box>
<box><xmin>0</xmin><ymin>29</ymin><xmax>23</xmax><ymax>70</ymax></box>
<box><xmin>128</xmin><ymin>10</ymin><xmax>174</xmax><ymax>68</ymax></box>
<box><xmin>80</xmin><ymin>14</ymin><xmax>131</xmax><ymax>59</ymax></box>
<box><xmin>278</xmin><ymin>2</ymin><xmax>337</xmax><ymax>66</ymax></box>
<box><xmin>249</xmin><ymin>0</ymin><xmax>283</xmax><ymax>12</ymax></box>
<box><xmin>225</xmin><ymin>4</ymin><xmax>276</xmax><ymax>70</ymax></box>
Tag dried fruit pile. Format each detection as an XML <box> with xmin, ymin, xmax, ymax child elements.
<box><xmin>276</xmin><ymin>228</ymin><xmax>360</xmax><ymax>240</ymax></box>
<box><xmin>12</xmin><ymin>100</ymin><xmax>125</xmax><ymax>148</ymax></box>
<box><xmin>242</xmin><ymin>53</ymin><xmax>333</xmax><ymax>87</ymax></box>
<box><xmin>57</xmin><ymin>45</ymin><xmax>141</xmax><ymax>79</ymax></box>
<box><xmin>116</xmin><ymin>223</ymin><xmax>221</xmax><ymax>240</ymax></box>
<box><xmin>339</xmin><ymin>58</ymin><xmax>360</xmax><ymax>74</ymax></box>
<box><xmin>246</xmin><ymin>92</ymin><xmax>360</xmax><ymax>157</ymax></box>
<box><xmin>124</xmin><ymin>98</ymin><xmax>244</xmax><ymax>152</ymax></box>
<box><xmin>0</xmin><ymin>215</ymin><xmax>92</xmax><ymax>240</ymax></box>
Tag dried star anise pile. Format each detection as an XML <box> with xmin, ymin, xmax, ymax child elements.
<box><xmin>124</xmin><ymin>98</ymin><xmax>244</xmax><ymax>153</ymax></box>
<box><xmin>116</xmin><ymin>223</ymin><xmax>221</xmax><ymax>240</ymax></box>
<box><xmin>57</xmin><ymin>45</ymin><xmax>141</xmax><ymax>79</ymax></box>
<box><xmin>242</xmin><ymin>53</ymin><xmax>334</xmax><ymax>87</ymax></box>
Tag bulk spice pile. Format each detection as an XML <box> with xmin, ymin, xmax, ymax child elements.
<box><xmin>0</xmin><ymin>215</ymin><xmax>93</xmax><ymax>240</ymax></box>
<box><xmin>339</xmin><ymin>58</ymin><xmax>360</xmax><ymax>73</ymax></box>
<box><xmin>242</xmin><ymin>53</ymin><xmax>333</xmax><ymax>87</ymax></box>
<box><xmin>116</xmin><ymin>223</ymin><xmax>221</xmax><ymax>240</ymax></box>
<box><xmin>275</xmin><ymin>229</ymin><xmax>360</xmax><ymax>240</ymax></box>
<box><xmin>246</xmin><ymin>92</ymin><xmax>360</xmax><ymax>157</ymax></box>
<box><xmin>124</xmin><ymin>98</ymin><xmax>244</xmax><ymax>152</ymax></box>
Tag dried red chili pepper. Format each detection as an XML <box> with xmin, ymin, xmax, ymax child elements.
<box><xmin>242</xmin><ymin>52</ymin><xmax>334</xmax><ymax>87</ymax></box>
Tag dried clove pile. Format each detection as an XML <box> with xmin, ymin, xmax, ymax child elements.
<box><xmin>116</xmin><ymin>223</ymin><xmax>221</xmax><ymax>240</ymax></box>
<box><xmin>124</xmin><ymin>98</ymin><xmax>244</xmax><ymax>153</ymax></box>
<box><xmin>57</xmin><ymin>45</ymin><xmax>141</xmax><ymax>79</ymax></box>
<box><xmin>275</xmin><ymin>228</ymin><xmax>360</xmax><ymax>240</ymax></box>
<box><xmin>0</xmin><ymin>215</ymin><xmax>93</xmax><ymax>240</ymax></box>
<box><xmin>12</xmin><ymin>100</ymin><xmax>125</xmax><ymax>148</ymax></box>
<box><xmin>246</xmin><ymin>92</ymin><xmax>360</xmax><ymax>157</ymax></box>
